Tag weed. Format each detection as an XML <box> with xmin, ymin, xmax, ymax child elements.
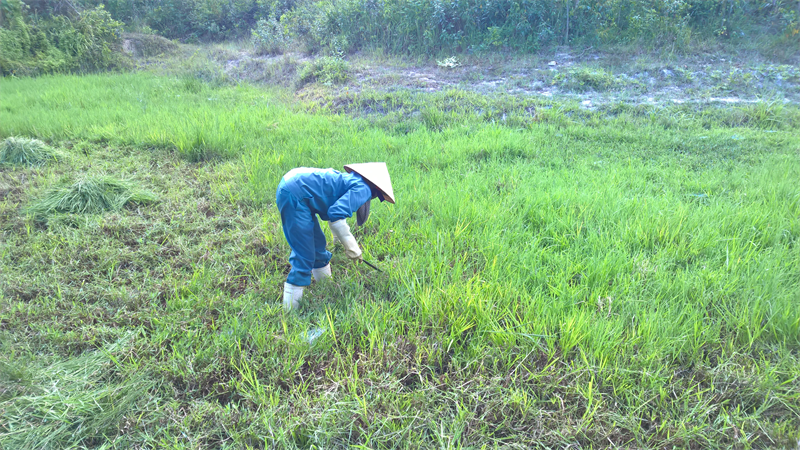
<box><xmin>228</xmin><ymin>54</ymin><xmax>299</xmax><ymax>86</ymax></box>
<box><xmin>553</xmin><ymin>67</ymin><xmax>621</xmax><ymax>92</ymax></box>
<box><xmin>122</xmin><ymin>32</ymin><xmax>178</xmax><ymax>58</ymax></box>
<box><xmin>0</xmin><ymin>336</ymin><xmax>156</xmax><ymax>449</ymax></box>
<box><xmin>436</xmin><ymin>56</ymin><xmax>461</xmax><ymax>69</ymax></box>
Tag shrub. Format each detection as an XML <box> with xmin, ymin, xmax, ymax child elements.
<box><xmin>251</xmin><ymin>16</ymin><xmax>289</xmax><ymax>55</ymax></box>
<box><xmin>279</xmin><ymin>1</ymin><xmax>327</xmax><ymax>54</ymax></box>
<box><xmin>49</xmin><ymin>6</ymin><xmax>128</xmax><ymax>71</ymax></box>
<box><xmin>0</xmin><ymin>137</ymin><xmax>59</xmax><ymax>166</ymax></box>
<box><xmin>0</xmin><ymin>32</ymin><xmax>18</xmax><ymax>70</ymax></box>
<box><xmin>0</xmin><ymin>4</ymin><xmax>129</xmax><ymax>75</ymax></box>
<box><xmin>296</xmin><ymin>56</ymin><xmax>349</xmax><ymax>87</ymax></box>
<box><xmin>41</xmin><ymin>0</ymin><xmax>798</xmax><ymax>53</ymax></box>
<box><xmin>27</xmin><ymin>175</ymin><xmax>157</xmax><ymax>217</ymax></box>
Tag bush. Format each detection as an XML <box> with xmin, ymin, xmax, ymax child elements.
<box><xmin>42</xmin><ymin>0</ymin><xmax>797</xmax><ymax>54</ymax></box>
<box><xmin>52</xmin><ymin>6</ymin><xmax>128</xmax><ymax>71</ymax></box>
<box><xmin>296</xmin><ymin>56</ymin><xmax>349</xmax><ymax>87</ymax></box>
<box><xmin>0</xmin><ymin>3</ymin><xmax>129</xmax><ymax>75</ymax></box>
<box><xmin>279</xmin><ymin>0</ymin><xmax>327</xmax><ymax>54</ymax></box>
<box><xmin>0</xmin><ymin>31</ymin><xmax>23</xmax><ymax>74</ymax></box>
<box><xmin>7</xmin><ymin>0</ymin><xmax>797</xmax><ymax>57</ymax></box>
<box><xmin>80</xmin><ymin>0</ymin><xmax>263</xmax><ymax>41</ymax></box>
<box><xmin>251</xmin><ymin>16</ymin><xmax>289</xmax><ymax>55</ymax></box>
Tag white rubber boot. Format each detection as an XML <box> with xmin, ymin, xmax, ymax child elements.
<box><xmin>312</xmin><ymin>264</ymin><xmax>332</xmax><ymax>282</ymax></box>
<box><xmin>283</xmin><ymin>282</ymin><xmax>304</xmax><ymax>311</ymax></box>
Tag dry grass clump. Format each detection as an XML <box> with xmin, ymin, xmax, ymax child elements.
<box><xmin>27</xmin><ymin>175</ymin><xmax>157</xmax><ymax>216</ymax></box>
<box><xmin>0</xmin><ymin>137</ymin><xmax>59</xmax><ymax>166</ymax></box>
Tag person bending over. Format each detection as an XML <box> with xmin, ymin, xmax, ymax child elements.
<box><xmin>275</xmin><ymin>163</ymin><xmax>395</xmax><ymax>310</ymax></box>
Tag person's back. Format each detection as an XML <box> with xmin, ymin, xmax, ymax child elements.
<box><xmin>279</xmin><ymin>167</ymin><xmax>372</xmax><ymax>222</ymax></box>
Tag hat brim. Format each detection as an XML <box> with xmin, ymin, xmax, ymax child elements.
<box><xmin>344</xmin><ymin>163</ymin><xmax>396</xmax><ymax>204</ymax></box>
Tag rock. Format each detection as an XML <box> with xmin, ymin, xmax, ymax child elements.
<box><xmin>548</xmin><ymin>61</ymin><xmax>557</xmax><ymax>66</ymax></box>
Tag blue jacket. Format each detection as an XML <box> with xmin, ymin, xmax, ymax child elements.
<box><xmin>279</xmin><ymin>167</ymin><xmax>373</xmax><ymax>221</ymax></box>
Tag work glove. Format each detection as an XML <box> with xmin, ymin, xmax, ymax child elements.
<box><xmin>312</xmin><ymin>264</ymin><xmax>332</xmax><ymax>282</ymax></box>
<box><xmin>328</xmin><ymin>219</ymin><xmax>362</xmax><ymax>260</ymax></box>
<box><xmin>283</xmin><ymin>282</ymin><xmax>304</xmax><ymax>311</ymax></box>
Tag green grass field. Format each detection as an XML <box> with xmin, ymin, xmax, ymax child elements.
<box><xmin>1</xmin><ymin>72</ymin><xmax>799</xmax><ymax>448</ymax></box>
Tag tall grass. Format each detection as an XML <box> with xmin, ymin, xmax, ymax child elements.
<box><xmin>0</xmin><ymin>73</ymin><xmax>288</xmax><ymax>161</ymax></box>
<box><xmin>1</xmin><ymin>73</ymin><xmax>799</xmax><ymax>447</ymax></box>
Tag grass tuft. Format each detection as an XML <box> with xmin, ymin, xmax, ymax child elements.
<box><xmin>27</xmin><ymin>175</ymin><xmax>157</xmax><ymax>217</ymax></box>
<box><xmin>0</xmin><ymin>137</ymin><xmax>59</xmax><ymax>167</ymax></box>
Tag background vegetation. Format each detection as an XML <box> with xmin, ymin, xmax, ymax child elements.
<box><xmin>2</xmin><ymin>0</ymin><xmax>799</xmax><ymax>72</ymax></box>
<box><xmin>85</xmin><ymin>0</ymin><xmax>800</xmax><ymax>50</ymax></box>
<box><xmin>0</xmin><ymin>0</ymin><xmax>129</xmax><ymax>75</ymax></box>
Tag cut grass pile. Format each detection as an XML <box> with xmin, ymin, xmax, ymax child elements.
<box><xmin>27</xmin><ymin>175</ymin><xmax>157</xmax><ymax>217</ymax></box>
<box><xmin>0</xmin><ymin>136</ymin><xmax>59</xmax><ymax>167</ymax></box>
<box><xmin>0</xmin><ymin>72</ymin><xmax>798</xmax><ymax>448</ymax></box>
<box><xmin>0</xmin><ymin>335</ymin><xmax>155</xmax><ymax>450</ymax></box>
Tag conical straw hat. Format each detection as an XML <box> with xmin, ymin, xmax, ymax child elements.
<box><xmin>344</xmin><ymin>162</ymin><xmax>395</xmax><ymax>204</ymax></box>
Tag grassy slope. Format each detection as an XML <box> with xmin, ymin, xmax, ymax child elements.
<box><xmin>1</xmin><ymin>73</ymin><xmax>799</xmax><ymax>448</ymax></box>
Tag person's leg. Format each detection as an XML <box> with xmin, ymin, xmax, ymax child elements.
<box><xmin>312</xmin><ymin>216</ymin><xmax>332</xmax><ymax>267</ymax></box>
<box><xmin>310</xmin><ymin>216</ymin><xmax>333</xmax><ymax>281</ymax></box>
<box><xmin>277</xmin><ymin>189</ymin><xmax>314</xmax><ymax>310</ymax></box>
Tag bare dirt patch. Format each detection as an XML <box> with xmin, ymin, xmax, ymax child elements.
<box><xmin>295</xmin><ymin>49</ymin><xmax>799</xmax><ymax>108</ymax></box>
<box><xmin>130</xmin><ymin>37</ymin><xmax>799</xmax><ymax>108</ymax></box>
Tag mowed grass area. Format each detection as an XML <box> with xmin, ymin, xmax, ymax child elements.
<box><xmin>1</xmin><ymin>73</ymin><xmax>799</xmax><ymax>448</ymax></box>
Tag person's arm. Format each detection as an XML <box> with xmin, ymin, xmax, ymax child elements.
<box><xmin>327</xmin><ymin>183</ymin><xmax>372</xmax><ymax>260</ymax></box>
<box><xmin>326</xmin><ymin>183</ymin><xmax>372</xmax><ymax>222</ymax></box>
<box><xmin>329</xmin><ymin>219</ymin><xmax>362</xmax><ymax>260</ymax></box>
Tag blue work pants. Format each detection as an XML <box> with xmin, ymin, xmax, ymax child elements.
<box><xmin>276</xmin><ymin>184</ymin><xmax>332</xmax><ymax>286</ymax></box>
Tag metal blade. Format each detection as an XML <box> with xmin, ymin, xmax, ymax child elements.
<box><xmin>361</xmin><ymin>259</ymin><xmax>382</xmax><ymax>272</ymax></box>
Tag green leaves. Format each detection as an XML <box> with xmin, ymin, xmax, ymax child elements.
<box><xmin>0</xmin><ymin>5</ymin><xmax>128</xmax><ymax>76</ymax></box>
